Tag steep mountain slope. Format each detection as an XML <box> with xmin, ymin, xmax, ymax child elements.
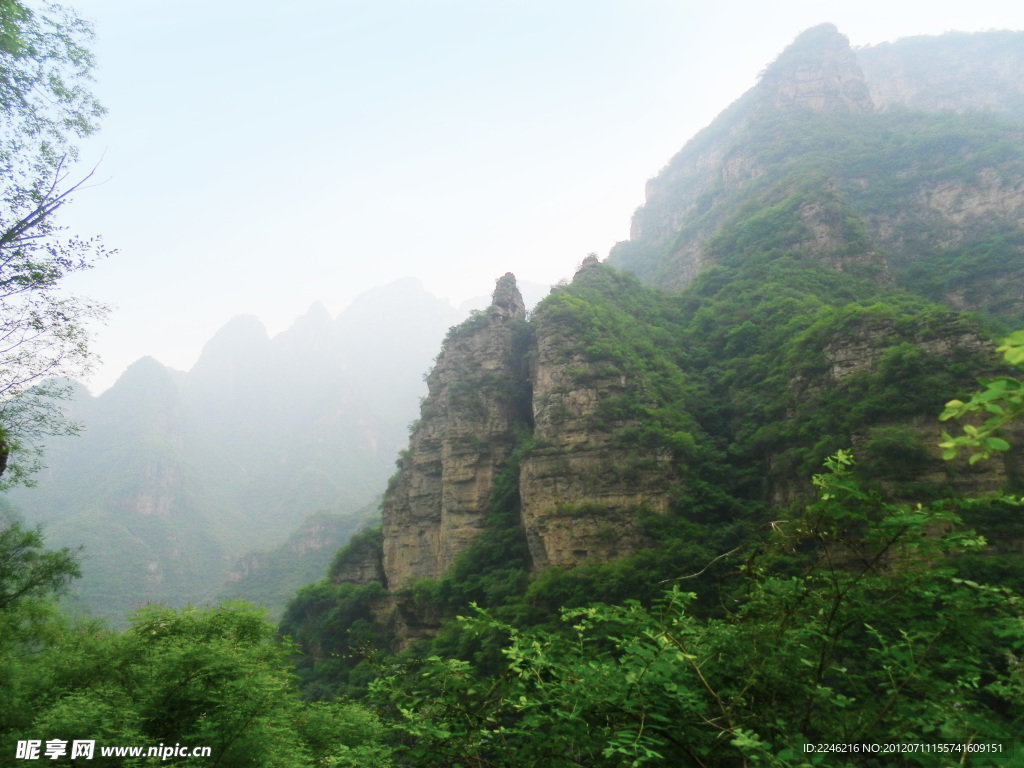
<box><xmin>3</xmin><ymin>279</ymin><xmax>462</xmax><ymax>623</ymax></box>
<box><xmin>382</xmin><ymin>274</ymin><xmax>531</xmax><ymax>590</ymax></box>
<box><xmin>215</xmin><ymin>504</ymin><xmax>380</xmax><ymax>620</ymax></box>
<box><xmin>284</xmin><ymin>26</ymin><xmax>1024</xmax><ymax>692</ymax></box>
<box><xmin>857</xmin><ymin>29</ymin><xmax>1024</xmax><ymax>118</ymax></box>
<box><xmin>610</xmin><ymin>25</ymin><xmax>1024</xmax><ymax>324</ymax></box>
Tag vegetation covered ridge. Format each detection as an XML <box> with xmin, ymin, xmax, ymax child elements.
<box><xmin>284</xmin><ymin>243</ymin><xmax>1020</xmax><ymax>699</ymax></box>
<box><xmin>268</xmin><ymin>21</ymin><xmax>1024</xmax><ymax>765</ymax></box>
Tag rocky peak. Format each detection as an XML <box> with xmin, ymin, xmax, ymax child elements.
<box><xmin>757</xmin><ymin>23</ymin><xmax>874</xmax><ymax>114</ymax></box>
<box><xmin>490</xmin><ymin>272</ymin><xmax>526</xmax><ymax>321</ymax></box>
<box><xmin>99</xmin><ymin>357</ymin><xmax>185</xmax><ymax>442</ymax></box>
<box><xmin>857</xmin><ymin>31</ymin><xmax>1024</xmax><ymax>120</ymax></box>
<box><xmin>191</xmin><ymin>315</ymin><xmax>270</xmax><ymax>369</ymax></box>
<box><xmin>621</xmin><ymin>24</ymin><xmax>874</xmax><ymax>260</ymax></box>
<box><xmin>381</xmin><ymin>274</ymin><xmax>531</xmax><ymax>591</ymax></box>
<box><xmin>283</xmin><ymin>301</ymin><xmax>333</xmax><ymax>336</ymax></box>
<box><xmin>614</xmin><ymin>26</ymin><xmax>1024</xmax><ymax>302</ymax></box>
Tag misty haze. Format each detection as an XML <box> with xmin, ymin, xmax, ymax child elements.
<box><xmin>2</xmin><ymin>4</ymin><xmax>1024</xmax><ymax>765</ymax></box>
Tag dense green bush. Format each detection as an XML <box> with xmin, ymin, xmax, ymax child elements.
<box><xmin>373</xmin><ymin>453</ymin><xmax>1023</xmax><ymax>767</ymax></box>
<box><xmin>0</xmin><ymin>525</ymin><xmax>392</xmax><ymax>766</ymax></box>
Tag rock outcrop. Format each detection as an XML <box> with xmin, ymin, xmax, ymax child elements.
<box><xmin>519</xmin><ymin>258</ymin><xmax>673</xmax><ymax>570</ymax></box>
<box><xmin>330</xmin><ymin>526</ymin><xmax>386</xmax><ymax>586</ymax></box>
<box><xmin>381</xmin><ymin>273</ymin><xmax>530</xmax><ymax>590</ymax></box>
<box><xmin>612</xmin><ymin>26</ymin><xmax>1024</xmax><ymax>314</ymax></box>
<box><xmin>376</xmin><ymin>262</ymin><xmax>682</xmax><ymax>602</ymax></box>
<box><xmin>757</xmin><ymin>24</ymin><xmax>874</xmax><ymax>115</ymax></box>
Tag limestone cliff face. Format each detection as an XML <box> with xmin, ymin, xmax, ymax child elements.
<box><xmin>818</xmin><ymin>316</ymin><xmax>988</xmax><ymax>384</ymax></box>
<box><xmin>613</xmin><ymin>26</ymin><xmax>1024</xmax><ymax>311</ymax></box>
<box><xmin>757</xmin><ymin>24</ymin><xmax>874</xmax><ymax>115</ymax></box>
<box><xmin>857</xmin><ymin>31</ymin><xmax>1024</xmax><ymax>120</ymax></box>
<box><xmin>628</xmin><ymin>24</ymin><xmax>868</xmax><ymax>256</ymax></box>
<box><xmin>381</xmin><ymin>274</ymin><xmax>529</xmax><ymax>590</ymax></box>
<box><xmin>861</xmin><ymin>168</ymin><xmax>1024</xmax><ymax>257</ymax></box>
<box><xmin>519</xmin><ymin>258</ymin><xmax>673</xmax><ymax>570</ymax></box>
<box><xmin>772</xmin><ymin>313</ymin><xmax>1018</xmax><ymax>505</ymax></box>
<box><xmin>330</xmin><ymin>527</ymin><xmax>386</xmax><ymax>586</ymax></box>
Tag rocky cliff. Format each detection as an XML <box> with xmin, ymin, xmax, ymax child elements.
<box><xmin>520</xmin><ymin>258</ymin><xmax>674</xmax><ymax>570</ymax></box>
<box><xmin>288</xmin><ymin>26</ymin><xmax>1024</xmax><ymax>664</ymax></box>
<box><xmin>613</xmin><ymin>25</ymin><xmax>1024</xmax><ymax>324</ymax></box>
<box><xmin>376</xmin><ymin>264</ymin><xmax>688</xmax><ymax>590</ymax></box>
<box><xmin>381</xmin><ymin>273</ymin><xmax>530</xmax><ymax>590</ymax></box>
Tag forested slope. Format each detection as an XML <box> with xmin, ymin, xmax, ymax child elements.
<box><xmin>280</xmin><ymin>25</ymin><xmax>1024</xmax><ymax>764</ymax></box>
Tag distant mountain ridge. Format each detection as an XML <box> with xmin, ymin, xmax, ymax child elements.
<box><xmin>3</xmin><ymin>278</ymin><xmax>466</xmax><ymax>623</ymax></box>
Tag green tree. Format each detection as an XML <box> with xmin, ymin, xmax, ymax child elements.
<box><xmin>0</xmin><ymin>519</ymin><xmax>79</xmax><ymax>612</ymax></box>
<box><xmin>2</xmin><ymin>600</ymin><xmax>393</xmax><ymax>766</ymax></box>
<box><xmin>372</xmin><ymin>452</ymin><xmax>1023</xmax><ymax>767</ymax></box>
<box><xmin>0</xmin><ymin>519</ymin><xmax>391</xmax><ymax>766</ymax></box>
<box><xmin>0</xmin><ymin>517</ymin><xmax>81</xmax><ymax>750</ymax></box>
<box><xmin>0</xmin><ymin>0</ymin><xmax>109</xmax><ymax>485</ymax></box>
<box><xmin>940</xmin><ymin>329</ymin><xmax>1024</xmax><ymax>463</ymax></box>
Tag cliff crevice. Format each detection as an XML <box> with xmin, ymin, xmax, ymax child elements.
<box><xmin>381</xmin><ymin>274</ymin><xmax>531</xmax><ymax>591</ymax></box>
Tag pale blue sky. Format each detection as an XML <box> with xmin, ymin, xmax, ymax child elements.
<box><xmin>54</xmin><ymin>0</ymin><xmax>1024</xmax><ymax>392</ymax></box>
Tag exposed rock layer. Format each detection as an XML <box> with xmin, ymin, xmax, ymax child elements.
<box><xmin>381</xmin><ymin>273</ymin><xmax>530</xmax><ymax>590</ymax></box>
<box><xmin>520</xmin><ymin>259</ymin><xmax>673</xmax><ymax>570</ymax></box>
<box><xmin>614</xmin><ymin>25</ymin><xmax>1024</xmax><ymax>308</ymax></box>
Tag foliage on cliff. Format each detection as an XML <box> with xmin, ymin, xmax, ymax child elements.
<box><xmin>373</xmin><ymin>454</ymin><xmax>1023</xmax><ymax>767</ymax></box>
<box><xmin>611</xmin><ymin>97</ymin><xmax>1024</xmax><ymax>326</ymax></box>
<box><xmin>285</xmin><ymin>244</ymin><xmax>1012</xmax><ymax>700</ymax></box>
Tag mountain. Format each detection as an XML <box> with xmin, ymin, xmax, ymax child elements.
<box><xmin>610</xmin><ymin>25</ymin><xmax>1024</xmax><ymax>320</ymax></box>
<box><xmin>282</xmin><ymin>26</ymin><xmax>1024</xmax><ymax>692</ymax></box>
<box><xmin>214</xmin><ymin>503</ymin><xmax>380</xmax><ymax>619</ymax></box>
<box><xmin>2</xmin><ymin>278</ymin><xmax>462</xmax><ymax>623</ymax></box>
